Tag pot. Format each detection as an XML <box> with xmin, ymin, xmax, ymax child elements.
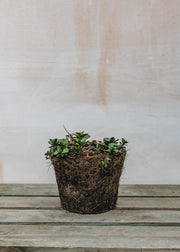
<box><xmin>52</xmin><ymin>149</ymin><xmax>126</xmax><ymax>214</ymax></box>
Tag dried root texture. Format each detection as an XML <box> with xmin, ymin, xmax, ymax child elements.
<box><xmin>52</xmin><ymin>150</ymin><xmax>126</xmax><ymax>214</ymax></box>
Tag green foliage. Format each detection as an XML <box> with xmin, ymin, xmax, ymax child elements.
<box><xmin>101</xmin><ymin>157</ymin><xmax>111</xmax><ymax>168</ymax></box>
<box><xmin>70</xmin><ymin>131</ymin><xmax>90</xmax><ymax>153</ymax></box>
<box><xmin>45</xmin><ymin>138</ymin><xmax>70</xmax><ymax>159</ymax></box>
<box><xmin>45</xmin><ymin>130</ymin><xmax>128</xmax><ymax>160</ymax></box>
<box><xmin>45</xmin><ymin>131</ymin><xmax>90</xmax><ymax>159</ymax></box>
<box><xmin>93</xmin><ymin>137</ymin><xmax>128</xmax><ymax>155</ymax></box>
<box><xmin>72</xmin><ymin>131</ymin><xmax>90</xmax><ymax>143</ymax></box>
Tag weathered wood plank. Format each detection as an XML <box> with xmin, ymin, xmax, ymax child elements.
<box><xmin>0</xmin><ymin>185</ymin><xmax>180</xmax><ymax>251</ymax></box>
<box><xmin>0</xmin><ymin>225</ymin><xmax>180</xmax><ymax>249</ymax></box>
<box><xmin>0</xmin><ymin>209</ymin><xmax>180</xmax><ymax>224</ymax></box>
<box><xmin>0</xmin><ymin>196</ymin><xmax>179</xmax><ymax>210</ymax></box>
<box><xmin>0</xmin><ymin>248</ymin><xmax>23</xmax><ymax>252</ymax></box>
<box><xmin>117</xmin><ymin>197</ymin><xmax>180</xmax><ymax>210</ymax></box>
<box><xmin>0</xmin><ymin>184</ymin><xmax>180</xmax><ymax>197</ymax></box>
<box><xmin>0</xmin><ymin>184</ymin><xmax>58</xmax><ymax>196</ymax></box>
<box><xmin>0</xmin><ymin>197</ymin><xmax>60</xmax><ymax>209</ymax></box>
<box><xmin>119</xmin><ymin>184</ymin><xmax>180</xmax><ymax>197</ymax></box>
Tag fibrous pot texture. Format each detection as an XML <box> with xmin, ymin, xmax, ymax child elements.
<box><xmin>52</xmin><ymin>149</ymin><xmax>126</xmax><ymax>214</ymax></box>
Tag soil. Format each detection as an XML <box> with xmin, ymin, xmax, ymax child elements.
<box><xmin>52</xmin><ymin>149</ymin><xmax>126</xmax><ymax>214</ymax></box>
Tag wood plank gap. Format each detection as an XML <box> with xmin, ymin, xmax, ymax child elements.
<box><xmin>0</xmin><ymin>195</ymin><xmax>58</xmax><ymax>197</ymax></box>
<box><xmin>0</xmin><ymin>195</ymin><xmax>180</xmax><ymax>198</ymax></box>
<box><xmin>0</xmin><ymin>248</ymin><xmax>144</xmax><ymax>252</ymax></box>
<box><xmin>1</xmin><ymin>222</ymin><xmax>180</xmax><ymax>227</ymax></box>
<box><xmin>116</xmin><ymin>207</ymin><xmax>180</xmax><ymax>211</ymax></box>
<box><xmin>0</xmin><ymin>207</ymin><xmax>180</xmax><ymax>211</ymax></box>
<box><xmin>0</xmin><ymin>207</ymin><xmax>61</xmax><ymax>210</ymax></box>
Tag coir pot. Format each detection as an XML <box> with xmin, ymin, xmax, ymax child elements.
<box><xmin>52</xmin><ymin>149</ymin><xmax>126</xmax><ymax>214</ymax></box>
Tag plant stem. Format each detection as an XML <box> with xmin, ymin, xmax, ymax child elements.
<box><xmin>63</xmin><ymin>126</ymin><xmax>72</xmax><ymax>143</ymax></box>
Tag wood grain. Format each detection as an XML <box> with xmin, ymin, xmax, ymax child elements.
<box><xmin>0</xmin><ymin>209</ymin><xmax>179</xmax><ymax>225</ymax></box>
<box><xmin>0</xmin><ymin>196</ymin><xmax>179</xmax><ymax>210</ymax></box>
<box><xmin>0</xmin><ymin>184</ymin><xmax>180</xmax><ymax>251</ymax></box>
<box><xmin>0</xmin><ymin>184</ymin><xmax>180</xmax><ymax>197</ymax></box>
<box><xmin>0</xmin><ymin>225</ymin><xmax>180</xmax><ymax>249</ymax></box>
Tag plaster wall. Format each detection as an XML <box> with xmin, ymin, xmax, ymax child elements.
<box><xmin>0</xmin><ymin>0</ymin><xmax>180</xmax><ymax>183</ymax></box>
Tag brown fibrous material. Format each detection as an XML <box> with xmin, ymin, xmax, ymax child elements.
<box><xmin>52</xmin><ymin>149</ymin><xmax>126</xmax><ymax>214</ymax></box>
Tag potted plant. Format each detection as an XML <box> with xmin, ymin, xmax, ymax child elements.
<box><xmin>45</xmin><ymin>127</ymin><xmax>127</xmax><ymax>214</ymax></box>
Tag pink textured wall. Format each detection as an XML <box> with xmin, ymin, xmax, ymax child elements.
<box><xmin>0</xmin><ymin>0</ymin><xmax>180</xmax><ymax>183</ymax></box>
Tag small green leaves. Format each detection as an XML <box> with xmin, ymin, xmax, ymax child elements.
<box><xmin>72</xmin><ymin>132</ymin><xmax>90</xmax><ymax>144</ymax></box>
<box><xmin>101</xmin><ymin>157</ymin><xmax>111</xmax><ymax>168</ymax></box>
<box><xmin>62</xmin><ymin>148</ymin><xmax>69</xmax><ymax>153</ymax></box>
<box><xmin>120</xmin><ymin>138</ymin><xmax>128</xmax><ymax>149</ymax></box>
<box><xmin>81</xmin><ymin>134</ymin><xmax>90</xmax><ymax>143</ymax></box>
<box><xmin>103</xmin><ymin>137</ymin><xmax>110</xmax><ymax>143</ymax></box>
<box><xmin>108</xmin><ymin>143</ymin><xmax>117</xmax><ymax>149</ymax></box>
<box><xmin>45</xmin><ymin>130</ymin><xmax>128</xmax><ymax>160</ymax></box>
<box><xmin>45</xmin><ymin>136</ymin><xmax>70</xmax><ymax>159</ymax></box>
<box><xmin>48</xmin><ymin>139</ymin><xmax>57</xmax><ymax>145</ymax></box>
<box><xmin>58</xmin><ymin>139</ymin><xmax>68</xmax><ymax>145</ymax></box>
<box><xmin>106</xmin><ymin>143</ymin><xmax>118</xmax><ymax>155</ymax></box>
<box><xmin>54</xmin><ymin>145</ymin><xmax>62</xmax><ymax>155</ymax></box>
<box><xmin>105</xmin><ymin>157</ymin><xmax>111</xmax><ymax>162</ymax></box>
<box><xmin>45</xmin><ymin>131</ymin><xmax>91</xmax><ymax>160</ymax></box>
<box><xmin>61</xmin><ymin>147</ymin><xmax>69</xmax><ymax>157</ymax></box>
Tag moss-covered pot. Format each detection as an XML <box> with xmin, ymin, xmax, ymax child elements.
<box><xmin>52</xmin><ymin>149</ymin><xmax>126</xmax><ymax>214</ymax></box>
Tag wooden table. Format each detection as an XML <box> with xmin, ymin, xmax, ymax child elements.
<box><xmin>0</xmin><ymin>184</ymin><xmax>180</xmax><ymax>251</ymax></box>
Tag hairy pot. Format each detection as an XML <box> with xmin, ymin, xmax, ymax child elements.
<box><xmin>45</xmin><ymin>130</ymin><xmax>127</xmax><ymax>214</ymax></box>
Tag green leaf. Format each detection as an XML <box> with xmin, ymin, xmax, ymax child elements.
<box><xmin>58</xmin><ymin>138</ymin><xmax>68</xmax><ymax>145</ymax></box>
<box><xmin>121</xmin><ymin>138</ymin><xmax>128</xmax><ymax>144</ymax></box>
<box><xmin>110</xmin><ymin>137</ymin><xmax>117</xmax><ymax>143</ymax></box>
<box><xmin>57</xmin><ymin>145</ymin><xmax>62</xmax><ymax>152</ymax></box>
<box><xmin>108</xmin><ymin>143</ymin><xmax>117</xmax><ymax>149</ymax></box>
<box><xmin>62</xmin><ymin>148</ymin><xmax>69</xmax><ymax>154</ymax></box>
<box><xmin>113</xmin><ymin>149</ymin><xmax>119</xmax><ymax>154</ymax></box>
<box><xmin>103</xmin><ymin>137</ymin><xmax>110</xmax><ymax>143</ymax></box>
<box><xmin>48</xmin><ymin>139</ymin><xmax>54</xmax><ymax>145</ymax></box>
<box><xmin>81</xmin><ymin>134</ymin><xmax>90</xmax><ymax>142</ymax></box>
<box><xmin>104</xmin><ymin>157</ymin><xmax>111</xmax><ymax>162</ymax></box>
<box><xmin>54</xmin><ymin>146</ymin><xmax>62</xmax><ymax>155</ymax></box>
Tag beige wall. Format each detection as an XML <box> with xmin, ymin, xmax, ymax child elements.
<box><xmin>0</xmin><ymin>0</ymin><xmax>180</xmax><ymax>183</ymax></box>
